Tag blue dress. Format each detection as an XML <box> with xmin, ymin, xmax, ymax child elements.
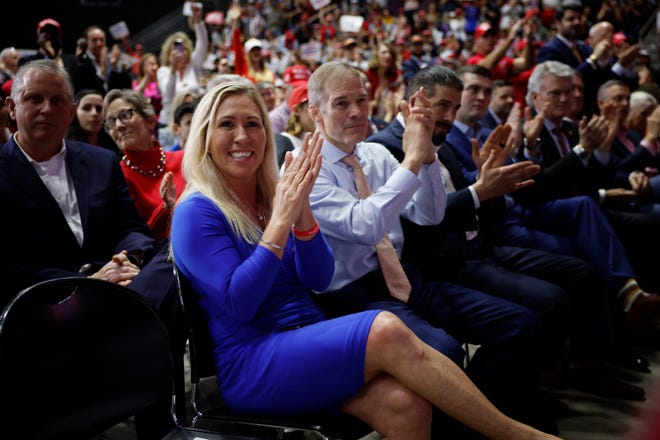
<box><xmin>171</xmin><ymin>193</ymin><xmax>380</xmax><ymax>414</ymax></box>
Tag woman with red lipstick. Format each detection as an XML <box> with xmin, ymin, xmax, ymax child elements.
<box><xmin>103</xmin><ymin>89</ymin><xmax>185</xmax><ymax>241</ymax></box>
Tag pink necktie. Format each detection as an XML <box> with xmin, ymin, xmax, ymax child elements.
<box><xmin>342</xmin><ymin>155</ymin><xmax>412</xmax><ymax>303</ymax></box>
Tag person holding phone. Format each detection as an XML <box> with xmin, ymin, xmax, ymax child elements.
<box><xmin>157</xmin><ymin>1</ymin><xmax>208</xmax><ymax>129</ymax></box>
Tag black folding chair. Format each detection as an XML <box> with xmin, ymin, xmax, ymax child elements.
<box><xmin>0</xmin><ymin>277</ymin><xmax>175</xmax><ymax>439</ymax></box>
<box><xmin>173</xmin><ymin>265</ymin><xmax>375</xmax><ymax>440</ymax></box>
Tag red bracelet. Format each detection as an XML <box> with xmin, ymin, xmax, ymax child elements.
<box><xmin>292</xmin><ymin>222</ymin><xmax>320</xmax><ymax>238</ymax></box>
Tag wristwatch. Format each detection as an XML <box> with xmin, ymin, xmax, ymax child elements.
<box><xmin>573</xmin><ymin>144</ymin><xmax>591</xmax><ymax>160</ymax></box>
<box><xmin>523</xmin><ymin>137</ymin><xmax>541</xmax><ymax>151</ymax></box>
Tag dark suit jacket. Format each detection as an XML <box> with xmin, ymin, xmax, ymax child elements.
<box><xmin>537</xmin><ymin>36</ymin><xmax>637</xmax><ymax>117</ymax></box>
<box><xmin>366</xmin><ymin>119</ymin><xmax>505</xmax><ymax>268</ymax></box>
<box><xmin>0</xmin><ymin>139</ymin><xmax>156</xmax><ymax>305</ymax></box>
<box><xmin>537</xmin><ymin>36</ymin><xmax>591</xmax><ymax>69</ymax></box>
<box><xmin>20</xmin><ymin>51</ymin><xmax>132</xmax><ymax>93</ymax></box>
<box><xmin>480</xmin><ymin>109</ymin><xmax>500</xmax><ymax>131</ymax></box>
<box><xmin>610</xmin><ymin>132</ymin><xmax>659</xmax><ymax>183</ymax></box>
<box><xmin>512</xmin><ymin>119</ymin><xmax>616</xmax><ymax>205</ymax></box>
<box><xmin>444</xmin><ymin>123</ymin><xmax>493</xmax><ymax>183</ymax></box>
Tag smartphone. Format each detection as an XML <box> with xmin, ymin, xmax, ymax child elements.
<box><xmin>183</xmin><ymin>1</ymin><xmax>203</xmax><ymax>16</ymax></box>
<box><xmin>174</xmin><ymin>39</ymin><xmax>185</xmax><ymax>53</ymax></box>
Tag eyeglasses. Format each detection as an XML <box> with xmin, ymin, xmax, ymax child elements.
<box><xmin>103</xmin><ymin>108</ymin><xmax>138</xmax><ymax>132</ymax></box>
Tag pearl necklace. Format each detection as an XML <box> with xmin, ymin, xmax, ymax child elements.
<box><xmin>122</xmin><ymin>149</ymin><xmax>166</xmax><ymax>177</ymax></box>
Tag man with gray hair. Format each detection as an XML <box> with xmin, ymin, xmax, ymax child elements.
<box><xmin>517</xmin><ymin>59</ymin><xmax>660</xmax><ymax>328</ymax></box>
<box><xmin>0</xmin><ymin>59</ymin><xmax>183</xmax><ymax>438</ymax></box>
<box><xmin>627</xmin><ymin>90</ymin><xmax>659</xmax><ymax>140</ymax></box>
<box><xmin>537</xmin><ymin>0</ymin><xmax>639</xmax><ymax>117</ymax></box>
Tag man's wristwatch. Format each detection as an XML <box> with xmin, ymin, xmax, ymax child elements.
<box><xmin>573</xmin><ymin>144</ymin><xmax>591</xmax><ymax>160</ymax></box>
<box><xmin>523</xmin><ymin>137</ymin><xmax>541</xmax><ymax>151</ymax></box>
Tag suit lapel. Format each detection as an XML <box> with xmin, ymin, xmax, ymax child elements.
<box><xmin>4</xmin><ymin>140</ymin><xmax>60</xmax><ymax>209</ymax></box>
<box><xmin>540</xmin><ymin>126</ymin><xmax>562</xmax><ymax>165</ymax></box>
<box><xmin>65</xmin><ymin>142</ymin><xmax>91</xmax><ymax>231</ymax></box>
<box><xmin>438</xmin><ymin>146</ymin><xmax>469</xmax><ymax>190</ymax></box>
<box><xmin>447</xmin><ymin>125</ymin><xmax>476</xmax><ymax>172</ymax></box>
<box><xmin>561</xmin><ymin>120</ymin><xmax>580</xmax><ymax>146</ymax></box>
<box><xmin>2</xmin><ymin>140</ymin><xmax>81</xmax><ymax>247</ymax></box>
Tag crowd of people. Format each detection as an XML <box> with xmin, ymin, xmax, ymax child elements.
<box><xmin>2</xmin><ymin>0</ymin><xmax>660</xmax><ymax>438</ymax></box>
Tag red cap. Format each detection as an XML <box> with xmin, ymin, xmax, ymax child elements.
<box><xmin>525</xmin><ymin>8</ymin><xmax>540</xmax><ymax>19</ymax></box>
<box><xmin>473</xmin><ymin>22</ymin><xmax>495</xmax><ymax>40</ymax></box>
<box><xmin>37</xmin><ymin>18</ymin><xmax>61</xmax><ymax>35</ymax></box>
<box><xmin>613</xmin><ymin>32</ymin><xmax>627</xmax><ymax>45</ymax></box>
<box><xmin>0</xmin><ymin>80</ymin><xmax>11</xmax><ymax>98</ymax></box>
<box><xmin>288</xmin><ymin>82</ymin><xmax>308</xmax><ymax>111</ymax></box>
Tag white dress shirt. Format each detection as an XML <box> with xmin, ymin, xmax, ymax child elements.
<box><xmin>18</xmin><ymin>138</ymin><xmax>84</xmax><ymax>247</ymax></box>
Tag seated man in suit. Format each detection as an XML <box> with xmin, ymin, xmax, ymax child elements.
<box><xmin>443</xmin><ymin>63</ymin><xmax>660</xmax><ymax>374</ymax></box>
<box><xmin>301</xmin><ymin>60</ymin><xmax>565</xmax><ymax>434</ymax></box>
<box><xmin>596</xmin><ymin>80</ymin><xmax>660</xmax><ymax>207</ymax></box>
<box><xmin>368</xmin><ymin>64</ymin><xmax>645</xmax><ymax>402</ymax></box>
<box><xmin>518</xmin><ymin>60</ymin><xmax>660</xmax><ymax>295</ymax></box>
<box><xmin>536</xmin><ymin>2</ymin><xmax>639</xmax><ymax>118</ymax></box>
<box><xmin>481</xmin><ymin>79</ymin><xmax>516</xmax><ymax>130</ymax></box>
<box><xmin>0</xmin><ymin>59</ymin><xmax>180</xmax><ymax>439</ymax></box>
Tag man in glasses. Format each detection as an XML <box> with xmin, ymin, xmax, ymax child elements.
<box><xmin>0</xmin><ymin>59</ymin><xmax>182</xmax><ymax>439</ymax></box>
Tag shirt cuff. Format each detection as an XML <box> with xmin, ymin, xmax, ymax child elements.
<box><xmin>612</xmin><ymin>62</ymin><xmax>637</xmax><ymax>79</ymax></box>
<box><xmin>641</xmin><ymin>139</ymin><xmax>658</xmax><ymax>155</ymax></box>
<box><xmin>592</xmin><ymin>148</ymin><xmax>610</xmax><ymax>166</ymax></box>
<box><xmin>467</xmin><ymin>185</ymin><xmax>480</xmax><ymax>209</ymax></box>
<box><xmin>573</xmin><ymin>144</ymin><xmax>592</xmax><ymax>166</ymax></box>
<box><xmin>598</xmin><ymin>188</ymin><xmax>606</xmax><ymax>205</ymax></box>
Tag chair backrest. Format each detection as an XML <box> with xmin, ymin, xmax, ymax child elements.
<box><xmin>0</xmin><ymin>276</ymin><xmax>175</xmax><ymax>439</ymax></box>
<box><xmin>174</xmin><ymin>266</ymin><xmax>218</xmax><ymax>382</ymax></box>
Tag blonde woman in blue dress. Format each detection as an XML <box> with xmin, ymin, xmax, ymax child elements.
<box><xmin>170</xmin><ymin>80</ymin><xmax>562</xmax><ymax>440</ymax></box>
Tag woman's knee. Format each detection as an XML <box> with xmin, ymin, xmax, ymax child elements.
<box><xmin>369</xmin><ymin>311</ymin><xmax>422</xmax><ymax>352</ymax></box>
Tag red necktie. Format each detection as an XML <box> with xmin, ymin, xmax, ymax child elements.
<box><xmin>342</xmin><ymin>155</ymin><xmax>412</xmax><ymax>303</ymax></box>
<box><xmin>552</xmin><ymin>126</ymin><xmax>570</xmax><ymax>157</ymax></box>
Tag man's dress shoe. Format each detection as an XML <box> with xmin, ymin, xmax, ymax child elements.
<box><xmin>627</xmin><ymin>292</ymin><xmax>660</xmax><ymax>328</ymax></box>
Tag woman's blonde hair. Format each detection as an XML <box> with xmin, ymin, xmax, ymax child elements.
<box><xmin>159</xmin><ymin>32</ymin><xmax>193</xmax><ymax>67</ymax></box>
<box><xmin>178</xmin><ymin>80</ymin><xmax>279</xmax><ymax>244</ymax></box>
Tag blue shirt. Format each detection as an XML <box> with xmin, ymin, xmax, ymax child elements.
<box><xmin>304</xmin><ymin>139</ymin><xmax>446</xmax><ymax>291</ymax></box>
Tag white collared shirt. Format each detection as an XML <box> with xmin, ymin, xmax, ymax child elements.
<box><xmin>16</xmin><ymin>135</ymin><xmax>84</xmax><ymax>247</ymax></box>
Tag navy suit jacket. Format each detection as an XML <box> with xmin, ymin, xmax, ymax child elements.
<box><xmin>610</xmin><ymin>132</ymin><xmax>659</xmax><ymax>183</ymax></box>
<box><xmin>480</xmin><ymin>109</ymin><xmax>500</xmax><ymax>131</ymax></box>
<box><xmin>512</xmin><ymin>119</ymin><xmax>615</xmax><ymax>205</ymax></box>
<box><xmin>0</xmin><ymin>139</ymin><xmax>156</xmax><ymax>305</ymax></box>
<box><xmin>444</xmin><ymin>123</ymin><xmax>494</xmax><ymax>183</ymax></box>
<box><xmin>537</xmin><ymin>36</ymin><xmax>637</xmax><ymax>117</ymax></box>
<box><xmin>366</xmin><ymin>119</ymin><xmax>505</xmax><ymax>265</ymax></box>
<box><xmin>537</xmin><ymin>36</ymin><xmax>591</xmax><ymax>69</ymax></box>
